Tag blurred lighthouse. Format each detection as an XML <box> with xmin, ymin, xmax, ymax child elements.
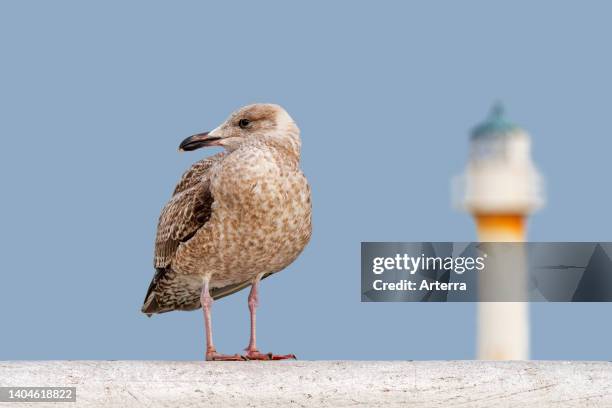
<box><xmin>454</xmin><ymin>103</ymin><xmax>545</xmax><ymax>360</ymax></box>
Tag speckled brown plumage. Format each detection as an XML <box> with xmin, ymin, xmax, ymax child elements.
<box><xmin>142</xmin><ymin>104</ymin><xmax>312</xmax><ymax>316</ymax></box>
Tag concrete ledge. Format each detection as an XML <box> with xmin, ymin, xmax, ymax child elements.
<box><xmin>1</xmin><ymin>361</ymin><xmax>611</xmax><ymax>407</ymax></box>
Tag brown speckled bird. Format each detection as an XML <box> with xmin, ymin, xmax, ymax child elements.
<box><xmin>142</xmin><ymin>104</ymin><xmax>312</xmax><ymax>361</ymax></box>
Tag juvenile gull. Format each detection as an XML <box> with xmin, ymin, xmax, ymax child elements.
<box><xmin>142</xmin><ymin>104</ymin><xmax>312</xmax><ymax>361</ymax></box>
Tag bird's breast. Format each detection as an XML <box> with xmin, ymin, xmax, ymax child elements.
<box><xmin>208</xmin><ymin>153</ymin><xmax>312</xmax><ymax>276</ymax></box>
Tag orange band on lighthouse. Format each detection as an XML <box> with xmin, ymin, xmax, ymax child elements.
<box><xmin>474</xmin><ymin>214</ymin><xmax>526</xmax><ymax>242</ymax></box>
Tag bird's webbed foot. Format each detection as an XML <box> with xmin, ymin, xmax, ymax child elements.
<box><xmin>243</xmin><ymin>350</ymin><xmax>297</xmax><ymax>361</ymax></box>
<box><xmin>206</xmin><ymin>350</ymin><xmax>246</xmax><ymax>361</ymax></box>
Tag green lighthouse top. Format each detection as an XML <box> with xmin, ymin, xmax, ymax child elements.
<box><xmin>471</xmin><ymin>102</ymin><xmax>519</xmax><ymax>140</ymax></box>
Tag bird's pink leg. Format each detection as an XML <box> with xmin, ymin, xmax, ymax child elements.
<box><xmin>201</xmin><ymin>279</ymin><xmax>244</xmax><ymax>361</ymax></box>
<box><xmin>243</xmin><ymin>274</ymin><xmax>296</xmax><ymax>361</ymax></box>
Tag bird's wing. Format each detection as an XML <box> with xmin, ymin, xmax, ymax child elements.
<box><xmin>153</xmin><ymin>154</ymin><xmax>223</xmax><ymax>268</ymax></box>
<box><xmin>154</xmin><ymin>182</ymin><xmax>213</xmax><ymax>268</ymax></box>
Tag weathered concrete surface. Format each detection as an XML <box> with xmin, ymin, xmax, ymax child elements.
<box><xmin>1</xmin><ymin>361</ymin><xmax>611</xmax><ymax>407</ymax></box>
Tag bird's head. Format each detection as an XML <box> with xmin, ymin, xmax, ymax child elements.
<box><xmin>179</xmin><ymin>104</ymin><xmax>300</xmax><ymax>158</ymax></box>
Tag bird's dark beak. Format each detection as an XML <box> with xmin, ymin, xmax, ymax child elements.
<box><xmin>178</xmin><ymin>132</ymin><xmax>222</xmax><ymax>152</ymax></box>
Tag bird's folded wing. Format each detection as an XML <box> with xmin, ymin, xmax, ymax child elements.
<box><xmin>153</xmin><ymin>154</ymin><xmax>225</xmax><ymax>268</ymax></box>
<box><xmin>154</xmin><ymin>181</ymin><xmax>213</xmax><ymax>268</ymax></box>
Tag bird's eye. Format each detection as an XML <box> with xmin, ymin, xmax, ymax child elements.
<box><xmin>238</xmin><ymin>119</ymin><xmax>251</xmax><ymax>129</ymax></box>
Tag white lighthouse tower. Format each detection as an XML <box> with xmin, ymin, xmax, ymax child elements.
<box><xmin>454</xmin><ymin>103</ymin><xmax>545</xmax><ymax>360</ymax></box>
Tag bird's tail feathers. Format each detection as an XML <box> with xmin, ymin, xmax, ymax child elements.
<box><xmin>141</xmin><ymin>267</ymin><xmax>169</xmax><ymax>316</ymax></box>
